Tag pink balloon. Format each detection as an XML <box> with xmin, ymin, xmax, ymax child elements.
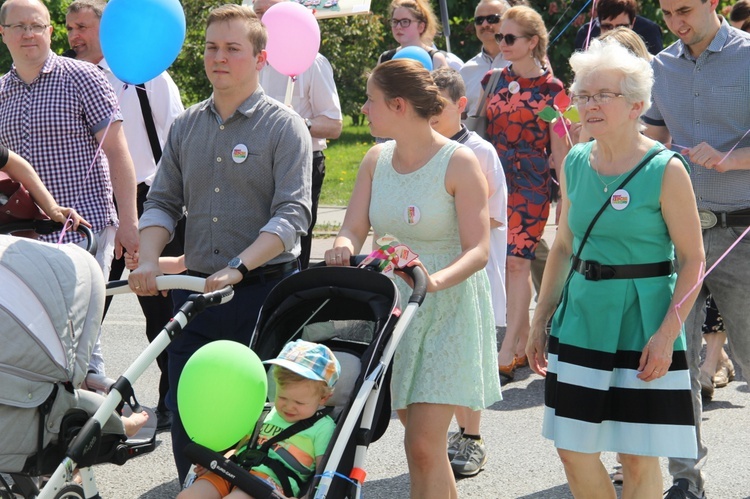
<box><xmin>263</xmin><ymin>2</ymin><xmax>320</xmax><ymax>77</ymax></box>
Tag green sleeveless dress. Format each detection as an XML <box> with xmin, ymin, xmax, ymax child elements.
<box><xmin>543</xmin><ymin>141</ymin><xmax>697</xmax><ymax>458</ymax></box>
<box><xmin>369</xmin><ymin>140</ymin><xmax>502</xmax><ymax>411</ymax></box>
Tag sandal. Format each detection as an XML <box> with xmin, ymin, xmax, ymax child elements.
<box><xmin>514</xmin><ymin>355</ymin><xmax>529</xmax><ymax>368</ymax></box>
<box><xmin>499</xmin><ymin>358</ymin><xmax>516</xmax><ymax>382</ymax></box>
<box><xmin>714</xmin><ymin>358</ymin><xmax>736</xmax><ymax>388</ymax></box>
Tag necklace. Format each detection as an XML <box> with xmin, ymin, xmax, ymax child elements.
<box><xmin>592</xmin><ymin>157</ymin><xmax>627</xmax><ymax>193</ymax></box>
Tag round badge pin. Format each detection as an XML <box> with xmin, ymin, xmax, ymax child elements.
<box><xmin>232</xmin><ymin>144</ymin><xmax>248</xmax><ymax>164</ymax></box>
<box><xmin>404</xmin><ymin>205</ymin><xmax>421</xmax><ymax>225</ymax></box>
<box><xmin>508</xmin><ymin>81</ymin><xmax>521</xmax><ymax>94</ymax></box>
<box><xmin>610</xmin><ymin>189</ymin><xmax>630</xmax><ymax>211</ymax></box>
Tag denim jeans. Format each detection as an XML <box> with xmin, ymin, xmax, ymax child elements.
<box><xmin>669</xmin><ymin>226</ymin><xmax>750</xmax><ymax>494</ymax></box>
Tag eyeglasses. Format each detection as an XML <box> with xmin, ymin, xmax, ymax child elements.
<box><xmin>390</xmin><ymin>18</ymin><xmax>414</xmax><ymax>28</ymax></box>
<box><xmin>570</xmin><ymin>92</ymin><xmax>625</xmax><ymax>107</ymax></box>
<box><xmin>1</xmin><ymin>23</ymin><xmax>49</xmax><ymax>35</ymax></box>
<box><xmin>474</xmin><ymin>14</ymin><xmax>501</xmax><ymax>25</ymax></box>
<box><xmin>600</xmin><ymin>21</ymin><xmax>632</xmax><ymax>31</ymax></box>
<box><xmin>494</xmin><ymin>33</ymin><xmax>529</xmax><ymax>45</ymax></box>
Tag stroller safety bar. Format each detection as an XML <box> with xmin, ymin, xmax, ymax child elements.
<box><xmin>38</xmin><ymin>276</ymin><xmax>234</xmax><ymax>499</ymax></box>
<box><xmin>184</xmin><ymin>442</ymin><xmax>287</xmax><ymax>499</ymax></box>
<box><xmin>0</xmin><ymin>219</ymin><xmax>97</xmax><ymax>255</ymax></box>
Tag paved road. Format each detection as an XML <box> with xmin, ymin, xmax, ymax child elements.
<box><xmin>85</xmin><ymin>211</ymin><xmax>749</xmax><ymax>498</ymax></box>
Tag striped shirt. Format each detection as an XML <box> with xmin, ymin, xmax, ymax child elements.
<box><xmin>141</xmin><ymin>87</ymin><xmax>312</xmax><ymax>274</ymax></box>
<box><xmin>0</xmin><ymin>52</ymin><xmax>121</xmax><ymax>242</ymax></box>
<box><xmin>643</xmin><ymin>21</ymin><xmax>750</xmax><ymax>212</ymax></box>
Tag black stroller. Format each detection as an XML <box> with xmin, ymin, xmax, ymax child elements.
<box><xmin>184</xmin><ymin>261</ymin><xmax>427</xmax><ymax>499</ymax></box>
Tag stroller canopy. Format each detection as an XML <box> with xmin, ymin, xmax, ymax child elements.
<box><xmin>0</xmin><ymin>235</ymin><xmax>104</xmax><ymax>409</ymax></box>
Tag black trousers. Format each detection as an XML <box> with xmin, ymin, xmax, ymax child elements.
<box><xmin>298</xmin><ymin>152</ymin><xmax>325</xmax><ymax>270</ymax></box>
<box><xmin>103</xmin><ymin>182</ymin><xmax>185</xmax><ymax>411</ymax></box>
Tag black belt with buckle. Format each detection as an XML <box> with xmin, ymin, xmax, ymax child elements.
<box><xmin>187</xmin><ymin>260</ymin><xmax>298</xmax><ymax>286</ymax></box>
<box><xmin>572</xmin><ymin>257</ymin><xmax>674</xmax><ymax>281</ymax></box>
<box><xmin>698</xmin><ymin>208</ymin><xmax>750</xmax><ymax>229</ymax></box>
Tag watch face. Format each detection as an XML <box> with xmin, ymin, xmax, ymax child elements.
<box><xmin>228</xmin><ymin>257</ymin><xmax>242</xmax><ymax>269</ymax></box>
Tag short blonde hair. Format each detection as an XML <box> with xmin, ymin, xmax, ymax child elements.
<box><xmin>206</xmin><ymin>4</ymin><xmax>266</xmax><ymax>55</ymax></box>
<box><xmin>273</xmin><ymin>365</ymin><xmax>332</xmax><ymax>398</ymax></box>
<box><xmin>598</xmin><ymin>27</ymin><xmax>651</xmax><ymax>61</ymax></box>
<box><xmin>570</xmin><ymin>38</ymin><xmax>653</xmax><ymax>117</ymax></box>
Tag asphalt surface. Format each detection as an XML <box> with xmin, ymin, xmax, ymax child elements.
<box><xmin>56</xmin><ymin>207</ymin><xmax>750</xmax><ymax>498</ymax></box>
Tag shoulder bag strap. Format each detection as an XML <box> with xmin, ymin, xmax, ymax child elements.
<box><xmin>568</xmin><ymin>145</ymin><xmax>666</xmax><ymax>275</ymax></box>
<box><xmin>135</xmin><ymin>83</ymin><xmax>163</xmax><ymax>164</ymax></box>
<box><xmin>472</xmin><ymin>68</ymin><xmax>502</xmax><ymax>117</ymax></box>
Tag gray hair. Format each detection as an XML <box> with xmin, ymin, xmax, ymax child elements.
<box><xmin>67</xmin><ymin>0</ymin><xmax>107</xmax><ymax>18</ymax></box>
<box><xmin>569</xmin><ymin>38</ymin><xmax>653</xmax><ymax>117</ymax></box>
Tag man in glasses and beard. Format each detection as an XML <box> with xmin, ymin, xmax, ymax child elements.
<box><xmin>459</xmin><ymin>0</ymin><xmax>511</xmax><ymax>116</ymax></box>
<box><xmin>574</xmin><ymin>0</ymin><xmax>663</xmax><ymax>55</ymax></box>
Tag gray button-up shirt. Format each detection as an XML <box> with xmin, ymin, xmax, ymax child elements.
<box><xmin>643</xmin><ymin>21</ymin><xmax>750</xmax><ymax>212</ymax></box>
<box><xmin>141</xmin><ymin>87</ymin><xmax>312</xmax><ymax>274</ymax></box>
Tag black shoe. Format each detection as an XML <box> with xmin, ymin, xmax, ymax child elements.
<box><xmin>155</xmin><ymin>408</ymin><xmax>172</xmax><ymax>431</ymax></box>
<box><xmin>664</xmin><ymin>479</ymin><xmax>705</xmax><ymax>499</ymax></box>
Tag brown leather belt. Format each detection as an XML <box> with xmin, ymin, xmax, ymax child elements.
<box><xmin>572</xmin><ymin>257</ymin><xmax>674</xmax><ymax>281</ymax></box>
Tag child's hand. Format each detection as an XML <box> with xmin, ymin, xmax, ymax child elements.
<box><xmin>49</xmin><ymin>206</ymin><xmax>91</xmax><ymax>231</ymax></box>
<box><xmin>125</xmin><ymin>251</ymin><xmax>139</xmax><ymax>270</ymax></box>
<box><xmin>193</xmin><ymin>464</ymin><xmax>207</xmax><ymax>477</ymax></box>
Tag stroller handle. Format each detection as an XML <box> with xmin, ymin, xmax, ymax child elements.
<box><xmin>0</xmin><ymin>219</ymin><xmax>97</xmax><ymax>255</ymax></box>
<box><xmin>107</xmin><ymin>275</ymin><xmax>212</xmax><ymax>296</ymax></box>
<box><xmin>350</xmin><ymin>255</ymin><xmax>428</xmax><ymax>306</ymax></box>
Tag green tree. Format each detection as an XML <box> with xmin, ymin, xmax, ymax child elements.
<box><xmin>320</xmin><ymin>13</ymin><xmax>387</xmax><ymax>125</ymax></box>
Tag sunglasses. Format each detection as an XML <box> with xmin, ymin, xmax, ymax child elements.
<box><xmin>494</xmin><ymin>33</ymin><xmax>529</xmax><ymax>45</ymax></box>
<box><xmin>474</xmin><ymin>14</ymin><xmax>501</xmax><ymax>25</ymax></box>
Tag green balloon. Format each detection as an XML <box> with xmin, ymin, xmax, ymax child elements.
<box><xmin>177</xmin><ymin>340</ymin><xmax>268</xmax><ymax>451</ymax></box>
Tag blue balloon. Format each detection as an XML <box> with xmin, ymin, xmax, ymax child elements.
<box><xmin>391</xmin><ymin>46</ymin><xmax>434</xmax><ymax>71</ymax></box>
<box><xmin>100</xmin><ymin>0</ymin><xmax>186</xmax><ymax>84</ymax></box>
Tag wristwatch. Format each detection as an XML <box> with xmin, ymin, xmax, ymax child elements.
<box><xmin>227</xmin><ymin>257</ymin><xmax>248</xmax><ymax>276</ymax></box>
<box><xmin>305</xmin><ymin>118</ymin><xmax>313</xmax><ymax>130</ymax></box>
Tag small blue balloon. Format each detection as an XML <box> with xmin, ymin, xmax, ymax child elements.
<box><xmin>100</xmin><ymin>0</ymin><xmax>186</xmax><ymax>84</ymax></box>
<box><xmin>391</xmin><ymin>46</ymin><xmax>434</xmax><ymax>71</ymax></box>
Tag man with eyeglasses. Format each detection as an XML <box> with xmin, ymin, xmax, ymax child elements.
<box><xmin>459</xmin><ymin>0</ymin><xmax>510</xmax><ymax>117</ymax></box>
<box><xmin>574</xmin><ymin>0</ymin><xmax>663</xmax><ymax>55</ymax></box>
<box><xmin>0</xmin><ymin>0</ymin><xmax>138</xmax><ymax>377</ymax></box>
<box><xmin>642</xmin><ymin>0</ymin><xmax>750</xmax><ymax>497</ymax></box>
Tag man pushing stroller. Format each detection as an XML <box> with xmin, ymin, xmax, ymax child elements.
<box><xmin>178</xmin><ymin>340</ymin><xmax>340</xmax><ymax>499</ymax></box>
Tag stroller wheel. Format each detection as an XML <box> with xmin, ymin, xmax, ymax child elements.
<box><xmin>52</xmin><ymin>484</ymin><xmax>85</xmax><ymax>499</ymax></box>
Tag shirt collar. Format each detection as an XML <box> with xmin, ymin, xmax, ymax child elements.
<box><xmin>449</xmin><ymin>124</ymin><xmax>470</xmax><ymax>144</ymax></box>
<box><xmin>202</xmin><ymin>86</ymin><xmax>266</xmax><ymax>123</ymax></box>
<box><xmin>9</xmin><ymin>50</ymin><xmax>56</xmax><ymax>83</ymax></box>
<box><xmin>677</xmin><ymin>18</ymin><xmax>730</xmax><ymax>60</ymax></box>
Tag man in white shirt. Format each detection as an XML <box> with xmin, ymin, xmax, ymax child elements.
<box><xmin>66</xmin><ymin>0</ymin><xmax>184</xmax><ymax>431</ymax></box>
<box><xmin>252</xmin><ymin>0</ymin><xmax>343</xmax><ymax>269</ymax></box>
<box><xmin>459</xmin><ymin>0</ymin><xmax>510</xmax><ymax>118</ymax></box>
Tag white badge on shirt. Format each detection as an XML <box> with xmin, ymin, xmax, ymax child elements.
<box><xmin>404</xmin><ymin>205</ymin><xmax>421</xmax><ymax>225</ymax></box>
<box><xmin>232</xmin><ymin>144</ymin><xmax>248</xmax><ymax>163</ymax></box>
<box><xmin>610</xmin><ymin>189</ymin><xmax>630</xmax><ymax>211</ymax></box>
<box><xmin>508</xmin><ymin>81</ymin><xmax>521</xmax><ymax>94</ymax></box>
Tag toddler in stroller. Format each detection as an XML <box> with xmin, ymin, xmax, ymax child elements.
<box><xmin>179</xmin><ymin>340</ymin><xmax>340</xmax><ymax>499</ymax></box>
<box><xmin>0</xmin><ymin>235</ymin><xmax>154</xmax><ymax>499</ymax></box>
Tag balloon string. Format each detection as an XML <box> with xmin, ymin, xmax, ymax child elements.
<box><xmin>673</xmin><ymin>225</ymin><xmax>750</xmax><ymax>325</ymax></box>
<box><xmin>583</xmin><ymin>0</ymin><xmax>598</xmax><ymax>51</ymax></box>
<box><xmin>55</xmin><ymin>84</ymin><xmax>125</xmax><ymax>245</ymax></box>
<box><xmin>549</xmin><ymin>0</ymin><xmax>593</xmax><ymax>47</ymax></box>
<box><xmin>717</xmin><ymin>125</ymin><xmax>750</xmax><ymax>166</ymax></box>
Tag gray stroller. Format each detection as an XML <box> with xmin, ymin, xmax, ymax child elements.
<box><xmin>0</xmin><ymin>233</ymin><xmax>225</xmax><ymax>499</ymax></box>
